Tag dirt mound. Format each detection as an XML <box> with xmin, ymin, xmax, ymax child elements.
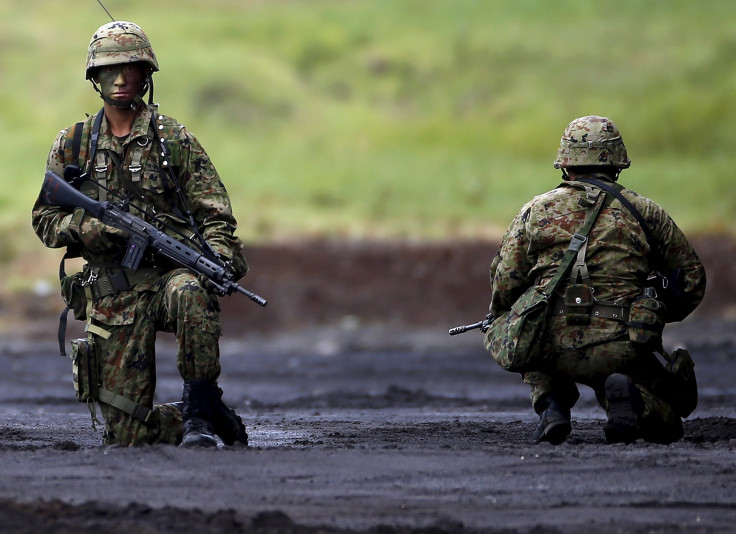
<box><xmin>3</xmin><ymin>234</ymin><xmax>732</xmax><ymax>341</ymax></box>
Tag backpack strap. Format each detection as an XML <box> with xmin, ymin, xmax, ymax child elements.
<box><xmin>71</xmin><ymin>121</ymin><xmax>84</xmax><ymax>164</ymax></box>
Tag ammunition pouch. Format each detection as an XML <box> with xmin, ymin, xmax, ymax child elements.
<box><xmin>551</xmin><ymin>296</ymin><xmax>629</xmax><ymax>323</ymax></box>
<box><xmin>70</xmin><ymin>337</ymin><xmax>99</xmax><ymax>403</ymax></box>
<box><xmin>627</xmin><ymin>295</ymin><xmax>665</xmax><ymax>348</ymax></box>
<box><xmin>562</xmin><ymin>284</ymin><xmax>594</xmax><ymax>325</ymax></box>
<box><xmin>69</xmin><ymin>337</ymin><xmax>152</xmax><ymax>423</ymax></box>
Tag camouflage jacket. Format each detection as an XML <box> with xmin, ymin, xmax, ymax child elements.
<box><xmin>32</xmin><ymin>105</ymin><xmax>248</xmax><ymax>324</ymax></box>
<box><xmin>489</xmin><ymin>175</ymin><xmax>706</xmax><ymax>326</ymax></box>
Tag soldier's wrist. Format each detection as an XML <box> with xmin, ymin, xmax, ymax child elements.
<box><xmin>67</xmin><ymin>208</ymin><xmax>87</xmax><ymax>239</ymax></box>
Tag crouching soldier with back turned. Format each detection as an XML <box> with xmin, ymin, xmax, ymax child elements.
<box><xmin>484</xmin><ymin>116</ymin><xmax>706</xmax><ymax>445</ymax></box>
<box><xmin>32</xmin><ymin>21</ymin><xmax>251</xmax><ymax>448</ymax></box>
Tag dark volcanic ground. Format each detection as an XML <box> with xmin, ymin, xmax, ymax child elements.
<box><xmin>0</xmin><ymin>237</ymin><xmax>734</xmax><ymax>533</ymax></box>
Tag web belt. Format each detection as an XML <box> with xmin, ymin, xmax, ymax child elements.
<box><xmin>551</xmin><ymin>297</ymin><xmax>629</xmax><ymax>322</ymax></box>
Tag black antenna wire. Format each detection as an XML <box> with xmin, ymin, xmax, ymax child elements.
<box><xmin>97</xmin><ymin>0</ymin><xmax>115</xmax><ymax>22</ymax></box>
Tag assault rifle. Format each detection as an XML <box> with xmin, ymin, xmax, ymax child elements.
<box><xmin>448</xmin><ymin>313</ymin><xmax>494</xmax><ymax>336</ymax></box>
<box><xmin>40</xmin><ymin>170</ymin><xmax>267</xmax><ymax>307</ymax></box>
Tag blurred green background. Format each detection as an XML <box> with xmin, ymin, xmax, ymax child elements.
<box><xmin>1</xmin><ymin>0</ymin><xmax>735</xmax><ymax>291</ymax></box>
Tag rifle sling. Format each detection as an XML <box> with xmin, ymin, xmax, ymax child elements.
<box><xmin>541</xmin><ymin>188</ymin><xmax>608</xmax><ymax>297</ymax></box>
<box><xmin>577</xmin><ymin>177</ymin><xmax>652</xmax><ymax>242</ymax></box>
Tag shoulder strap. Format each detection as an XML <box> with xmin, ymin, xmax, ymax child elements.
<box><xmin>150</xmin><ymin>109</ymin><xmax>220</xmax><ymax>262</ymax></box>
<box><xmin>71</xmin><ymin>121</ymin><xmax>84</xmax><ymax>164</ymax></box>
<box><xmin>87</xmin><ymin>109</ymin><xmax>105</xmax><ymax>174</ymax></box>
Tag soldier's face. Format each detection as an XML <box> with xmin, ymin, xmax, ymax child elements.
<box><xmin>95</xmin><ymin>63</ymin><xmax>145</xmax><ymax>103</ymax></box>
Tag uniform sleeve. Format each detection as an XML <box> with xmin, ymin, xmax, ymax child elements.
<box><xmin>643</xmin><ymin>202</ymin><xmax>706</xmax><ymax>321</ymax></box>
<box><xmin>489</xmin><ymin>202</ymin><xmax>536</xmax><ymax>316</ymax></box>
<box><xmin>31</xmin><ymin>129</ymin><xmax>83</xmax><ymax>249</ymax></box>
<box><xmin>177</xmin><ymin>127</ymin><xmax>248</xmax><ymax>276</ymax></box>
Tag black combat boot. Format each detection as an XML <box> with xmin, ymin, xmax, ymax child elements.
<box><xmin>173</xmin><ymin>386</ymin><xmax>248</xmax><ymax>447</ymax></box>
<box><xmin>180</xmin><ymin>379</ymin><xmax>219</xmax><ymax>448</ymax></box>
<box><xmin>211</xmin><ymin>386</ymin><xmax>248</xmax><ymax>447</ymax></box>
<box><xmin>533</xmin><ymin>394</ymin><xmax>572</xmax><ymax>445</ymax></box>
<box><xmin>604</xmin><ymin>373</ymin><xmax>642</xmax><ymax>444</ymax></box>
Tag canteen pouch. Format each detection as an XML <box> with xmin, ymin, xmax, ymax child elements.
<box><xmin>61</xmin><ymin>272</ymin><xmax>87</xmax><ymax>321</ymax></box>
<box><xmin>70</xmin><ymin>338</ymin><xmax>99</xmax><ymax>403</ymax></box>
<box><xmin>484</xmin><ymin>287</ymin><xmax>550</xmax><ymax>373</ymax></box>
<box><xmin>563</xmin><ymin>284</ymin><xmax>594</xmax><ymax>326</ymax></box>
<box><xmin>627</xmin><ymin>295</ymin><xmax>664</xmax><ymax>347</ymax></box>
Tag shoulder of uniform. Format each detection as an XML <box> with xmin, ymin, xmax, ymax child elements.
<box><xmin>157</xmin><ymin>113</ymin><xmax>182</xmax><ymax>127</ymax></box>
<box><xmin>59</xmin><ymin>113</ymin><xmax>99</xmax><ymax>138</ymax></box>
<box><xmin>532</xmin><ymin>185</ymin><xmax>571</xmax><ymax>204</ymax></box>
<box><xmin>615</xmin><ymin>182</ymin><xmax>662</xmax><ymax>212</ymax></box>
<box><xmin>147</xmin><ymin>106</ymin><xmax>183</xmax><ymax>129</ymax></box>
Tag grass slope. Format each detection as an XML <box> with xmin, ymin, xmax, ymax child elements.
<box><xmin>1</xmin><ymin>0</ymin><xmax>734</xmax><ymax>290</ymax></box>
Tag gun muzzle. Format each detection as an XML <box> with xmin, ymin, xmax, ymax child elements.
<box><xmin>448</xmin><ymin>321</ymin><xmax>484</xmax><ymax>336</ymax></box>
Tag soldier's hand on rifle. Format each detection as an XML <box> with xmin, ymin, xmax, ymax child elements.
<box><xmin>77</xmin><ymin>214</ymin><xmax>130</xmax><ymax>255</ymax></box>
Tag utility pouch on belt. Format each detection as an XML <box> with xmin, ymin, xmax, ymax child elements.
<box><xmin>60</xmin><ymin>272</ymin><xmax>87</xmax><ymax>321</ymax></box>
<box><xmin>563</xmin><ymin>284</ymin><xmax>594</xmax><ymax>326</ymax></box>
<box><xmin>70</xmin><ymin>337</ymin><xmax>99</xmax><ymax>403</ymax></box>
<box><xmin>627</xmin><ymin>295</ymin><xmax>665</xmax><ymax>347</ymax></box>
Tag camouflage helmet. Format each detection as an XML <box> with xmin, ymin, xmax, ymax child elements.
<box><xmin>553</xmin><ymin>115</ymin><xmax>631</xmax><ymax>170</ymax></box>
<box><xmin>85</xmin><ymin>21</ymin><xmax>159</xmax><ymax>80</ymax></box>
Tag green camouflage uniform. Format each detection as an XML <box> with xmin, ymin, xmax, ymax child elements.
<box><xmin>32</xmin><ymin>105</ymin><xmax>247</xmax><ymax>446</ymax></box>
<box><xmin>487</xmin><ymin>176</ymin><xmax>706</xmax><ymax>439</ymax></box>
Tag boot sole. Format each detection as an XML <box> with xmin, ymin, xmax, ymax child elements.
<box><xmin>180</xmin><ymin>435</ymin><xmax>219</xmax><ymax>448</ymax></box>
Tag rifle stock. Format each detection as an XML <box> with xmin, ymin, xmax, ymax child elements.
<box><xmin>41</xmin><ymin>170</ymin><xmax>267</xmax><ymax>307</ymax></box>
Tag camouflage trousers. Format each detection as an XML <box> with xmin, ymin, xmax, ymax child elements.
<box><xmin>91</xmin><ymin>269</ymin><xmax>222</xmax><ymax>446</ymax></box>
<box><xmin>522</xmin><ymin>315</ymin><xmax>682</xmax><ymax>441</ymax></box>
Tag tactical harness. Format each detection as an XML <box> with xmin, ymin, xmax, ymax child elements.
<box><xmin>549</xmin><ymin>177</ymin><xmax>670</xmax><ymax>347</ymax></box>
<box><xmin>548</xmin><ymin>181</ymin><xmax>630</xmax><ymax>326</ymax></box>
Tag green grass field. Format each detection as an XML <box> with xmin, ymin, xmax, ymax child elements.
<box><xmin>2</xmin><ymin>0</ymin><xmax>735</xmax><ymax>286</ymax></box>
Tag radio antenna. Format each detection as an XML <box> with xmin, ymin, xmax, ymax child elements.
<box><xmin>96</xmin><ymin>0</ymin><xmax>115</xmax><ymax>22</ymax></box>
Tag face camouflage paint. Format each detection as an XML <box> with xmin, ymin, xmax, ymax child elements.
<box><xmin>95</xmin><ymin>64</ymin><xmax>145</xmax><ymax>108</ymax></box>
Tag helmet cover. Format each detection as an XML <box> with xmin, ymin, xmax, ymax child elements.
<box><xmin>553</xmin><ymin>115</ymin><xmax>630</xmax><ymax>169</ymax></box>
<box><xmin>86</xmin><ymin>21</ymin><xmax>159</xmax><ymax>80</ymax></box>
